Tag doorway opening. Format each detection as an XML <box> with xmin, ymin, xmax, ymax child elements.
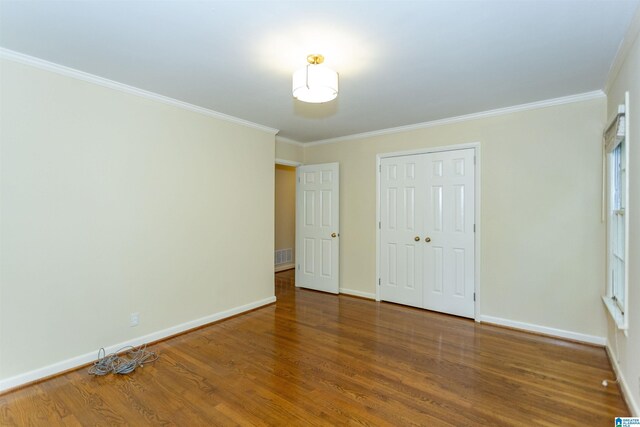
<box><xmin>275</xmin><ymin>163</ymin><xmax>297</xmax><ymax>275</ymax></box>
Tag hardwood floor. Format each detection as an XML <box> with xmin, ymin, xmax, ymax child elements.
<box><xmin>1</xmin><ymin>270</ymin><xmax>629</xmax><ymax>426</ymax></box>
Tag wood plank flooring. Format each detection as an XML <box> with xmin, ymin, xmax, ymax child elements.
<box><xmin>0</xmin><ymin>270</ymin><xmax>629</xmax><ymax>426</ymax></box>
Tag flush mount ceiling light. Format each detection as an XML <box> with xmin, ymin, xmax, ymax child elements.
<box><xmin>292</xmin><ymin>54</ymin><xmax>339</xmax><ymax>103</ymax></box>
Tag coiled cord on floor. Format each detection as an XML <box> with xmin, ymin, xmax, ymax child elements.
<box><xmin>88</xmin><ymin>344</ymin><xmax>159</xmax><ymax>376</ymax></box>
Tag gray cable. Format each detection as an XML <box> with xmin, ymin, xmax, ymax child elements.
<box><xmin>88</xmin><ymin>344</ymin><xmax>158</xmax><ymax>376</ymax></box>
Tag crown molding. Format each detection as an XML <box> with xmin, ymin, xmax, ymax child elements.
<box><xmin>0</xmin><ymin>48</ymin><xmax>607</xmax><ymax>144</ymax></box>
<box><xmin>305</xmin><ymin>90</ymin><xmax>606</xmax><ymax>147</ymax></box>
<box><xmin>275</xmin><ymin>135</ymin><xmax>305</xmax><ymax>147</ymax></box>
<box><xmin>0</xmin><ymin>48</ymin><xmax>279</xmax><ymax>135</ymax></box>
<box><xmin>604</xmin><ymin>4</ymin><xmax>640</xmax><ymax>94</ymax></box>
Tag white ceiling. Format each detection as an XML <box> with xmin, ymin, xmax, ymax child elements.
<box><xmin>1</xmin><ymin>1</ymin><xmax>638</xmax><ymax>143</ymax></box>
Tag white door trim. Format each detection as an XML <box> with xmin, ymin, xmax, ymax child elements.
<box><xmin>375</xmin><ymin>142</ymin><xmax>482</xmax><ymax>321</ymax></box>
<box><xmin>275</xmin><ymin>158</ymin><xmax>302</xmax><ymax>167</ymax></box>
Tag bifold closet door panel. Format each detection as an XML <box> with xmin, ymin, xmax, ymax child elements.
<box><xmin>422</xmin><ymin>149</ymin><xmax>475</xmax><ymax>318</ymax></box>
<box><xmin>379</xmin><ymin>155</ymin><xmax>427</xmax><ymax>308</ymax></box>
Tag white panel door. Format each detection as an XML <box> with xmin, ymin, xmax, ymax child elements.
<box><xmin>423</xmin><ymin>149</ymin><xmax>475</xmax><ymax>318</ymax></box>
<box><xmin>295</xmin><ymin>163</ymin><xmax>339</xmax><ymax>294</ymax></box>
<box><xmin>380</xmin><ymin>155</ymin><xmax>425</xmax><ymax>307</ymax></box>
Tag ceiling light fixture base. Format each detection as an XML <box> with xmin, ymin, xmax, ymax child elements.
<box><xmin>306</xmin><ymin>54</ymin><xmax>324</xmax><ymax>65</ymax></box>
<box><xmin>292</xmin><ymin>53</ymin><xmax>338</xmax><ymax>104</ymax></box>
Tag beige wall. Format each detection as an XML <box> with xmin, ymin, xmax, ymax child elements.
<box><xmin>275</xmin><ymin>165</ymin><xmax>296</xmax><ymax>254</ymax></box>
<box><xmin>0</xmin><ymin>45</ymin><xmax>620</xmax><ymax>394</ymax></box>
<box><xmin>605</xmin><ymin>20</ymin><xmax>640</xmax><ymax>415</ymax></box>
<box><xmin>275</xmin><ymin>138</ymin><xmax>304</xmax><ymax>163</ymax></box>
<box><xmin>304</xmin><ymin>98</ymin><xmax>607</xmax><ymax>338</ymax></box>
<box><xmin>0</xmin><ymin>59</ymin><xmax>276</xmax><ymax>381</ymax></box>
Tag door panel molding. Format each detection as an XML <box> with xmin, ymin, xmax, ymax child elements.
<box><xmin>375</xmin><ymin>143</ymin><xmax>481</xmax><ymax>320</ymax></box>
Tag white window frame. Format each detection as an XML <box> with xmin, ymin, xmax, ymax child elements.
<box><xmin>603</xmin><ymin>92</ymin><xmax>629</xmax><ymax>331</ymax></box>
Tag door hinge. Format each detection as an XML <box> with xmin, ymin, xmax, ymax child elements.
<box><xmin>473</xmin><ymin>292</ymin><xmax>476</xmax><ymax>302</ymax></box>
<box><xmin>379</xmin><ymin>164</ymin><xmax>382</xmax><ymax>172</ymax></box>
<box><xmin>378</xmin><ymin>278</ymin><xmax>381</xmax><ymax>286</ymax></box>
<box><xmin>297</xmin><ymin>264</ymin><xmax>300</xmax><ymax>270</ymax></box>
<box><xmin>379</xmin><ymin>221</ymin><xmax>381</xmax><ymax>229</ymax></box>
<box><xmin>473</xmin><ymin>224</ymin><xmax>476</xmax><ymax>232</ymax></box>
<box><xmin>298</xmin><ymin>177</ymin><xmax>301</xmax><ymax>183</ymax></box>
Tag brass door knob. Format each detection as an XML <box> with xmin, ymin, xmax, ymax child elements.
<box><xmin>331</xmin><ymin>232</ymin><xmax>337</xmax><ymax>238</ymax></box>
<box><xmin>414</xmin><ymin>236</ymin><xmax>420</xmax><ymax>241</ymax></box>
<box><xmin>425</xmin><ymin>237</ymin><xmax>431</xmax><ymax>243</ymax></box>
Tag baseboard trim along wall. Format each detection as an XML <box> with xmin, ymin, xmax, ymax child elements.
<box><xmin>479</xmin><ymin>315</ymin><xmax>607</xmax><ymax>346</ymax></box>
<box><xmin>0</xmin><ymin>296</ymin><xmax>276</xmax><ymax>393</ymax></box>
<box><xmin>275</xmin><ymin>263</ymin><xmax>295</xmax><ymax>273</ymax></box>
<box><xmin>339</xmin><ymin>288</ymin><xmax>376</xmax><ymax>300</ymax></box>
<box><xmin>606</xmin><ymin>342</ymin><xmax>640</xmax><ymax>417</ymax></box>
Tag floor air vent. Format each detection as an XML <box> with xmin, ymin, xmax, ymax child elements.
<box><xmin>275</xmin><ymin>248</ymin><xmax>293</xmax><ymax>266</ymax></box>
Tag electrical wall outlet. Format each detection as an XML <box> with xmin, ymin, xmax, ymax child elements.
<box><xmin>130</xmin><ymin>312</ymin><xmax>140</xmax><ymax>327</ymax></box>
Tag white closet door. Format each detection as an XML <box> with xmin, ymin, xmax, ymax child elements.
<box><xmin>296</xmin><ymin>163</ymin><xmax>340</xmax><ymax>294</ymax></box>
<box><xmin>380</xmin><ymin>155</ymin><xmax>426</xmax><ymax>307</ymax></box>
<box><xmin>423</xmin><ymin>149</ymin><xmax>475</xmax><ymax>318</ymax></box>
<box><xmin>379</xmin><ymin>148</ymin><xmax>476</xmax><ymax>319</ymax></box>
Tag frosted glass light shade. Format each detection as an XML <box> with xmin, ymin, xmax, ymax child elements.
<box><xmin>292</xmin><ymin>64</ymin><xmax>339</xmax><ymax>103</ymax></box>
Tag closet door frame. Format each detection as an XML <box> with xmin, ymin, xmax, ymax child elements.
<box><xmin>375</xmin><ymin>142</ymin><xmax>481</xmax><ymax>321</ymax></box>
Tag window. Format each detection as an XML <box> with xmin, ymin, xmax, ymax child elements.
<box><xmin>603</xmin><ymin>94</ymin><xmax>629</xmax><ymax>330</ymax></box>
<box><xmin>610</xmin><ymin>142</ymin><xmax>625</xmax><ymax>310</ymax></box>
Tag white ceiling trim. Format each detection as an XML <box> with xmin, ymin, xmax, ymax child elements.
<box><xmin>0</xmin><ymin>48</ymin><xmax>279</xmax><ymax>135</ymax></box>
<box><xmin>0</xmin><ymin>48</ymin><xmax>607</xmax><ymax>146</ymax></box>
<box><xmin>605</xmin><ymin>5</ymin><xmax>640</xmax><ymax>93</ymax></box>
<box><xmin>305</xmin><ymin>90</ymin><xmax>606</xmax><ymax>147</ymax></box>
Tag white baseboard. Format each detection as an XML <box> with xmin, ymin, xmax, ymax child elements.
<box><xmin>275</xmin><ymin>263</ymin><xmax>295</xmax><ymax>272</ymax></box>
<box><xmin>606</xmin><ymin>341</ymin><xmax>640</xmax><ymax>417</ymax></box>
<box><xmin>340</xmin><ymin>288</ymin><xmax>376</xmax><ymax>300</ymax></box>
<box><xmin>0</xmin><ymin>296</ymin><xmax>276</xmax><ymax>393</ymax></box>
<box><xmin>478</xmin><ymin>315</ymin><xmax>606</xmax><ymax>346</ymax></box>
